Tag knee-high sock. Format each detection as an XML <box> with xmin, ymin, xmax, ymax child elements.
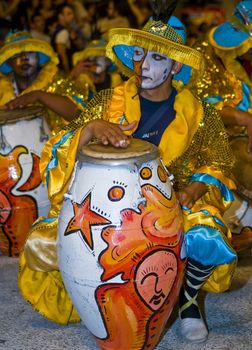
<box><xmin>180</xmin><ymin>258</ymin><xmax>215</xmax><ymax>319</ymax></box>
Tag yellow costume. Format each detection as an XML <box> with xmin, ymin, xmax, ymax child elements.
<box><xmin>19</xmin><ymin>12</ymin><xmax>237</xmax><ymax>328</ymax></box>
<box><xmin>19</xmin><ymin>76</ymin><xmax>236</xmax><ymax>325</ymax></box>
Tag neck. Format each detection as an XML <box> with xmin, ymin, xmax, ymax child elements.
<box><xmin>14</xmin><ymin>71</ymin><xmax>39</xmax><ymax>92</ymax></box>
<box><xmin>140</xmin><ymin>77</ymin><xmax>173</xmax><ymax>102</ymax></box>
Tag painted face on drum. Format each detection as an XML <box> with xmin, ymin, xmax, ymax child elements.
<box><xmin>133</xmin><ymin>46</ymin><xmax>173</xmax><ymax>90</ymax></box>
<box><xmin>8</xmin><ymin>52</ymin><xmax>39</xmax><ymax>77</ymax></box>
<box><xmin>135</xmin><ymin>250</ymin><xmax>177</xmax><ymax>311</ymax></box>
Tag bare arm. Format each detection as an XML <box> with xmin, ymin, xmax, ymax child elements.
<box><xmin>220</xmin><ymin>106</ymin><xmax>252</xmax><ymax>152</ymax></box>
<box><xmin>56</xmin><ymin>43</ymin><xmax>70</xmax><ymax>73</ymax></box>
<box><xmin>5</xmin><ymin>91</ymin><xmax>77</xmax><ymax>121</ymax></box>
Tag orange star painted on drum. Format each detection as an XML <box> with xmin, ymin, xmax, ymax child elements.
<box><xmin>64</xmin><ymin>193</ymin><xmax>111</xmax><ymax>250</ymax></box>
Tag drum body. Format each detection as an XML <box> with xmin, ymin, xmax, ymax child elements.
<box><xmin>0</xmin><ymin>107</ymin><xmax>51</xmax><ymax>256</ymax></box>
<box><xmin>58</xmin><ymin>139</ymin><xmax>185</xmax><ymax>350</ymax></box>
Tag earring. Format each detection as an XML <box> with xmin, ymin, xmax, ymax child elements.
<box><xmin>171</xmin><ymin>70</ymin><xmax>176</xmax><ymax>75</ymax></box>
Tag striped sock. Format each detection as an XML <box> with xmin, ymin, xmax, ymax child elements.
<box><xmin>180</xmin><ymin>258</ymin><xmax>215</xmax><ymax>319</ymax></box>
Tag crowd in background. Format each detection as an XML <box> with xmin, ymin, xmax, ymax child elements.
<box><xmin>0</xmin><ymin>0</ymin><xmax>237</xmax><ymax>76</ymax></box>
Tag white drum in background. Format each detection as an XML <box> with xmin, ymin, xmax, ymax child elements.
<box><xmin>0</xmin><ymin>106</ymin><xmax>51</xmax><ymax>256</ymax></box>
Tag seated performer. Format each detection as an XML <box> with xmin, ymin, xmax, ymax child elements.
<box><xmin>9</xmin><ymin>1</ymin><xmax>237</xmax><ymax>344</ymax></box>
<box><xmin>0</xmin><ymin>30</ymin><xmax>89</xmax><ymax>133</ymax></box>
<box><xmin>175</xmin><ymin>0</ymin><xmax>252</xmax><ymax>249</ymax></box>
<box><xmin>179</xmin><ymin>0</ymin><xmax>252</xmax><ymax>152</ymax></box>
<box><xmin>70</xmin><ymin>38</ymin><xmax>122</xmax><ymax>97</ymax></box>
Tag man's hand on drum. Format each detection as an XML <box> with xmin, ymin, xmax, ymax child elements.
<box><xmin>178</xmin><ymin>181</ymin><xmax>208</xmax><ymax>209</ymax></box>
<box><xmin>78</xmin><ymin>120</ymin><xmax>137</xmax><ymax>150</ymax></box>
<box><xmin>5</xmin><ymin>91</ymin><xmax>40</xmax><ymax>109</ymax></box>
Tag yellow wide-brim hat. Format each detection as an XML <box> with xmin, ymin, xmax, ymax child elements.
<box><xmin>0</xmin><ymin>31</ymin><xmax>59</xmax><ymax>74</ymax></box>
<box><xmin>72</xmin><ymin>39</ymin><xmax>107</xmax><ymax>66</ymax></box>
<box><xmin>106</xmin><ymin>16</ymin><xmax>204</xmax><ymax>78</ymax></box>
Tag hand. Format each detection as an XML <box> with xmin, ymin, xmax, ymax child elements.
<box><xmin>5</xmin><ymin>91</ymin><xmax>41</xmax><ymax>109</ymax></box>
<box><xmin>70</xmin><ymin>60</ymin><xmax>96</xmax><ymax>80</ymax></box>
<box><xmin>178</xmin><ymin>181</ymin><xmax>208</xmax><ymax>209</ymax></box>
<box><xmin>79</xmin><ymin>119</ymin><xmax>137</xmax><ymax>150</ymax></box>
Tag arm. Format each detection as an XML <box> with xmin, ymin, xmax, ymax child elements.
<box><xmin>56</xmin><ymin>43</ymin><xmax>70</xmax><ymax>73</ymax></box>
<box><xmin>178</xmin><ymin>182</ymin><xmax>208</xmax><ymax>209</ymax></box>
<box><xmin>5</xmin><ymin>91</ymin><xmax>77</xmax><ymax>121</ymax></box>
<box><xmin>220</xmin><ymin>106</ymin><xmax>252</xmax><ymax>152</ymax></box>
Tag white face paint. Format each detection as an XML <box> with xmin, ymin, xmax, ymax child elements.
<box><xmin>89</xmin><ymin>56</ymin><xmax>109</xmax><ymax>74</ymax></box>
<box><xmin>133</xmin><ymin>46</ymin><xmax>173</xmax><ymax>90</ymax></box>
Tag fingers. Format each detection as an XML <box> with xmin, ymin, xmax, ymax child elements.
<box><xmin>5</xmin><ymin>96</ymin><xmax>29</xmax><ymax>109</ymax></box>
<box><xmin>178</xmin><ymin>191</ymin><xmax>194</xmax><ymax>209</ymax></box>
<box><xmin>98</xmin><ymin>128</ymin><xmax>129</xmax><ymax>148</ymax></box>
<box><xmin>120</xmin><ymin>120</ymin><xmax>137</xmax><ymax>131</ymax></box>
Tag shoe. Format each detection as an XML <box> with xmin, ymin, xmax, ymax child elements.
<box><xmin>180</xmin><ymin>316</ymin><xmax>208</xmax><ymax>343</ymax></box>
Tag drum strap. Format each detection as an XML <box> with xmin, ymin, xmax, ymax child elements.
<box><xmin>133</xmin><ymin>88</ymin><xmax>176</xmax><ymax>142</ymax></box>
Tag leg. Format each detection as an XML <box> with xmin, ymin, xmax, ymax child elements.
<box><xmin>179</xmin><ymin>258</ymin><xmax>215</xmax><ymax>343</ymax></box>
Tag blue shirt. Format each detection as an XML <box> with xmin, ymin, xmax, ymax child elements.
<box><xmin>133</xmin><ymin>88</ymin><xmax>177</xmax><ymax>146</ymax></box>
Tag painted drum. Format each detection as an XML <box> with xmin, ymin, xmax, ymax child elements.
<box><xmin>0</xmin><ymin>106</ymin><xmax>51</xmax><ymax>256</ymax></box>
<box><xmin>58</xmin><ymin>138</ymin><xmax>186</xmax><ymax>350</ymax></box>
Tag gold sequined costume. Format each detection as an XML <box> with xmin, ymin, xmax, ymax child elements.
<box><xmin>18</xmin><ymin>76</ymin><xmax>237</xmax><ymax>325</ymax></box>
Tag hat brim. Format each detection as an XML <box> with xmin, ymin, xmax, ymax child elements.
<box><xmin>0</xmin><ymin>38</ymin><xmax>59</xmax><ymax>74</ymax></box>
<box><xmin>106</xmin><ymin>27</ymin><xmax>203</xmax><ymax>77</ymax></box>
<box><xmin>72</xmin><ymin>47</ymin><xmax>106</xmax><ymax>66</ymax></box>
<box><xmin>210</xmin><ymin>22</ymin><xmax>250</xmax><ymax>49</ymax></box>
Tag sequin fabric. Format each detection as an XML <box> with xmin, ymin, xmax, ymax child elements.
<box><xmin>189</xmin><ymin>39</ymin><xmax>242</xmax><ymax>108</ymax></box>
<box><xmin>65</xmin><ymin>89</ymin><xmax>114</xmax><ymax>131</ymax></box>
<box><xmin>45</xmin><ymin>74</ymin><xmax>90</xmax><ymax>133</ymax></box>
<box><xmin>169</xmin><ymin>102</ymin><xmax>235</xmax><ymax>191</ymax></box>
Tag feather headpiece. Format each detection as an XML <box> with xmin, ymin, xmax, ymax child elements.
<box><xmin>149</xmin><ymin>0</ymin><xmax>177</xmax><ymax>23</ymax></box>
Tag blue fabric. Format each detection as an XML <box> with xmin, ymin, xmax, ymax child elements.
<box><xmin>71</xmin><ymin>95</ymin><xmax>87</xmax><ymax>108</ymax></box>
<box><xmin>203</xmin><ymin>95</ymin><xmax>223</xmax><ymax>104</ymax></box>
<box><xmin>173</xmin><ymin>64</ymin><xmax>192</xmax><ymax>84</ymax></box>
<box><xmin>212</xmin><ymin>1</ymin><xmax>252</xmax><ymax>48</ymax></box>
<box><xmin>190</xmin><ymin>173</ymin><xmax>234</xmax><ymax>202</ymax></box>
<box><xmin>45</xmin><ymin>130</ymin><xmax>74</xmax><ymax>186</ymax></box>
<box><xmin>236</xmin><ymin>81</ymin><xmax>251</xmax><ymax>111</ymax></box>
<box><xmin>32</xmin><ymin>216</ymin><xmax>58</xmax><ymax>227</ymax></box>
<box><xmin>113</xmin><ymin>16</ymin><xmax>186</xmax><ymax>73</ymax></box>
<box><xmin>184</xmin><ymin>225</ymin><xmax>236</xmax><ymax>266</ymax></box>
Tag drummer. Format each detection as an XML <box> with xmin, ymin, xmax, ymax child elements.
<box><xmin>174</xmin><ymin>1</ymin><xmax>252</xmax><ymax>247</ymax></box>
<box><xmin>177</xmin><ymin>1</ymin><xmax>252</xmax><ymax>152</ymax></box>
<box><xmin>11</xmin><ymin>2</ymin><xmax>237</xmax><ymax>345</ymax></box>
<box><xmin>0</xmin><ymin>30</ymin><xmax>90</xmax><ymax>133</ymax></box>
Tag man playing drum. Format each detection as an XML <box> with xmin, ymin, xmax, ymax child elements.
<box><xmin>11</xmin><ymin>0</ymin><xmax>237</xmax><ymax>345</ymax></box>
<box><xmin>0</xmin><ymin>30</ymin><xmax>89</xmax><ymax>133</ymax></box>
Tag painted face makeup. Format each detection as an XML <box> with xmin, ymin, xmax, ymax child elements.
<box><xmin>133</xmin><ymin>46</ymin><xmax>173</xmax><ymax>90</ymax></box>
<box><xmin>8</xmin><ymin>51</ymin><xmax>39</xmax><ymax>78</ymax></box>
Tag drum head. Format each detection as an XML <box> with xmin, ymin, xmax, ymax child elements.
<box><xmin>0</xmin><ymin>106</ymin><xmax>47</xmax><ymax>124</ymax></box>
<box><xmin>230</xmin><ymin>135</ymin><xmax>252</xmax><ymax>201</ymax></box>
<box><xmin>79</xmin><ymin>138</ymin><xmax>159</xmax><ymax>165</ymax></box>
